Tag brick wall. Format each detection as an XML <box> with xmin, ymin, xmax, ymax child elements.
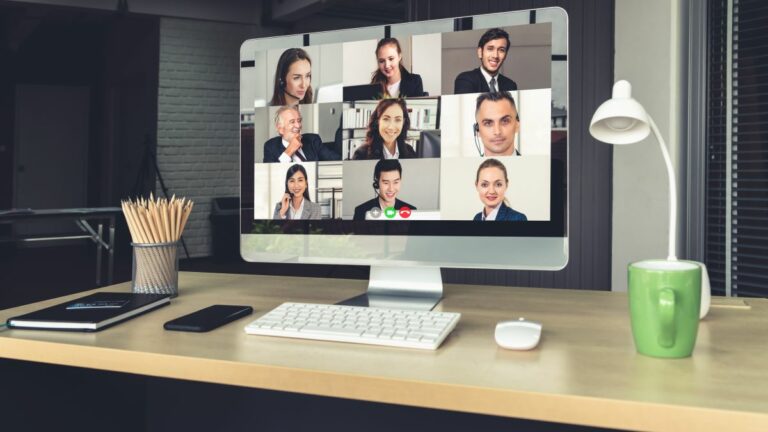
<box><xmin>157</xmin><ymin>18</ymin><xmax>256</xmax><ymax>257</ymax></box>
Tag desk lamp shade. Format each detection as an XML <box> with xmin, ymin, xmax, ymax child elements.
<box><xmin>589</xmin><ymin>80</ymin><xmax>650</xmax><ymax>145</ymax></box>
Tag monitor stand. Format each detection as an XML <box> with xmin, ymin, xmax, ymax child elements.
<box><xmin>337</xmin><ymin>265</ymin><xmax>443</xmax><ymax>311</ymax></box>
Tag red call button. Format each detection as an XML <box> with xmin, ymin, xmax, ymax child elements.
<box><xmin>399</xmin><ymin>207</ymin><xmax>412</xmax><ymax>218</ymax></box>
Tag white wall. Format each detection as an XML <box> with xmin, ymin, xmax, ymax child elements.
<box><xmin>411</xmin><ymin>33</ymin><xmax>442</xmax><ymax>96</ymax></box>
<box><xmin>342</xmin><ymin>40</ymin><xmax>378</xmax><ymax>86</ymax></box>
<box><xmin>612</xmin><ymin>0</ymin><xmax>685</xmax><ymax>291</ymax></box>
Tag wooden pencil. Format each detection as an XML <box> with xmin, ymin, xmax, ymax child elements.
<box><xmin>121</xmin><ymin>195</ymin><xmax>194</xmax><ymax>292</ymax></box>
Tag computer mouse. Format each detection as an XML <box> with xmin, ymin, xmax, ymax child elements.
<box><xmin>494</xmin><ymin>318</ymin><xmax>542</xmax><ymax>350</ymax></box>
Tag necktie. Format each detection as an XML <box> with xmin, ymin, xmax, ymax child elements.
<box><xmin>489</xmin><ymin>77</ymin><xmax>498</xmax><ymax>93</ymax></box>
<box><xmin>294</xmin><ymin>150</ymin><xmax>306</xmax><ymax>162</ymax></box>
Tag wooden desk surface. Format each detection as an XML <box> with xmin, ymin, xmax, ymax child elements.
<box><xmin>1</xmin><ymin>272</ymin><xmax>766</xmax><ymax>432</ymax></box>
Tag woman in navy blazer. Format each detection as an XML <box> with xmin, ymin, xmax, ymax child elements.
<box><xmin>370</xmin><ymin>38</ymin><xmax>425</xmax><ymax>98</ymax></box>
<box><xmin>473</xmin><ymin>158</ymin><xmax>527</xmax><ymax>222</ymax></box>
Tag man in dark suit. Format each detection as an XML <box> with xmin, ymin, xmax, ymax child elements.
<box><xmin>353</xmin><ymin>159</ymin><xmax>416</xmax><ymax>220</ymax></box>
<box><xmin>263</xmin><ymin>106</ymin><xmax>340</xmax><ymax>163</ymax></box>
<box><xmin>454</xmin><ymin>28</ymin><xmax>518</xmax><ymax>94</ymax></box>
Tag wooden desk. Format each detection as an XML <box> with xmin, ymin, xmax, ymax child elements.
<box><xmin>0</xmin><ymin>272</ymin><xmax>766</xmax><ymax>431</ymax></box>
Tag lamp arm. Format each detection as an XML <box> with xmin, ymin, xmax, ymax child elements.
<box><xmin>648</xmin><ymin>115</ymin><xmax>677</xmax><ymax>261</ymax></box>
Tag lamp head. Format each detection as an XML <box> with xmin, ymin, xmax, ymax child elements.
<box><xmin>589</xmin><ymin>80</ymin><xmax>650</xmax><ymax>145</ymax></box>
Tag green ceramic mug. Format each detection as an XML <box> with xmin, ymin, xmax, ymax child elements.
<box><xmin>628</xmin><ymin>259</ymin><xmax>701</xmax><ymax>358</ymax></box>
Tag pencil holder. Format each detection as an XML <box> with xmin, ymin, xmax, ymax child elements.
<box><xmin>131</xmin><ymin>242</ymin><xmax>179</xmax><ymax>297</ymax></box>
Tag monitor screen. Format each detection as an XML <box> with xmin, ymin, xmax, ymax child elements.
<box><xmin>240</xmin><ymin>8</ymin><xmax>568</xmax><ymax>270</ymax></box>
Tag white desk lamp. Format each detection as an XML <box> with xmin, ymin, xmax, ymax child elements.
<box><xmin>589</xmin><ymin>80</ymin><xmax>710</xmax><ymax>318</ymax></box>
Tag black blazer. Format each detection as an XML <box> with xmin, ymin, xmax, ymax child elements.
<box><xmin>353</xmin><ymin>198</ymin><xmax>416</xmax><ymax>221</ymax></box>
<box><xmin>351</xmin><ymin>141</ymin><xmax>417</xmax><ymax>160</ymax></box>
<box><xmin>453</xmin><ymin>68</ymin><xmax>518</xmax><ymax>94</ymax></box>
<box><xmin>397</xmin><ymin>72</ymin><xmax>425</xmax><ymax>97</ymax></box>
<box><xmin>375</xmin><ymin>71</ymin><xmax>425</xmax><ymax>98</ymax></box>
<box><xmin>263</xmin><ymin>133</ymin><xmax>340</xmax><ymax>163</ymax></box>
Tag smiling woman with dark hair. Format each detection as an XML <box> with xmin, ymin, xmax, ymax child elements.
<box><xmin>352</xmin><ymin>98</ymin><xmax>416</xmax><ymax>160</ymax></box>
<box><xmin>273</xmin><ymin>164</ymin><xmax>321</xmax><ymax>220</ymax></box>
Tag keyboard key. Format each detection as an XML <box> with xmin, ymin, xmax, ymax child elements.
<box><xmin>301</xmin><ymin>326</ymin><xmax>364</xmax><ymax>337</ymax></box>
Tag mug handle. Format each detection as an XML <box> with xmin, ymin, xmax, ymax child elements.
<box><xmin>658</xmin><ymin>288</ymin><xmax>676</xmax><ymax>348</ymax></box>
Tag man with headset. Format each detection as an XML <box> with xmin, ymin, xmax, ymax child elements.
<box><xmin>353</xmin><ymin>159</ymin><xmax>417</xmax><ymax>221</ymax></box>
<box><xmin>473</xmin><ymin>91</ymin><xmax>520</xmax><ymax>157</ymax></box>
<box><xmin>263</xmin><ymin>106</ymin><xmax>340</xmax><ymax>163</ymax></box>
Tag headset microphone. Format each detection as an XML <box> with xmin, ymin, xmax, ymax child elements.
<box><xmin>285</xmin><ymin>90</ymin><xmax>302</xmax><ymax>101</ymax></box>
<box><xmin>372</xmin><ymin>171</ymin><xmax>380</xmax><ymax>197</ymax></box>
<box><xmin>280</xmin><ymin>78</ymin><xmax>302</xmax><ymax>101</ymax></box>
<box><xmin>473</xmin><ymin>123</ymin><xmax>484</xmax><ymax>157</ymax></box>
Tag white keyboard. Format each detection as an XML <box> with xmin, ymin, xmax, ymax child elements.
<box><xmin>245</xmin><ymin>302</ymin><xmax>461</xmax><ymax>350</ymax></box>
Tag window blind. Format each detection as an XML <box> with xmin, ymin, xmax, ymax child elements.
<box><xmin>706</xmin><ymin>0</ymin><xmax>768</xmax><ymax>297</ymax></box>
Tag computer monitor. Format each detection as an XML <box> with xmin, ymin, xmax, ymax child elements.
<box><xmin>239</xmin><ymin>8</ymin><xmax>568</xmax><ymax>310</ymax></box>
<box><xmin>417</xmin><ymin>130</ymin><xmax>441</xmax><ymax>158</ymax></box>
<box><xmin>342</xmin><ymin>84</ymin><xmax>384</xmax><ymax>102</ymax></box>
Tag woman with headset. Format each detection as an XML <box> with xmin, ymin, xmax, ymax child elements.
<box><xmin>352</xmin><ymin>98</ymin><xmax>417</xmax><ymax>160</ymax></box>
<box><xmin>270</xmin><ymin>48</ymin><xmax>314</xmax><ymax>106</ymax></box>
<box><xmin>273</xmin><ymin>164</ymin><xmax>321</xmax><ymax>220</ymax></box>
<box><xmin>473</xmin><ymin>158</ymin><xmax>527</xmax><ymax>221</ymax></box>
<box><xmin>370</xmin><ymin>38</ymin><xmax>424</xmax><ymax>98</ymax></box>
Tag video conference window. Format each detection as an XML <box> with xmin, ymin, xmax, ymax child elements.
<box><xmin>243</xmin><ymin>17</ymin><xmax>563</xmax><ymax>228</ymax></box>
<box><xmin>342</xmin><ymin>159</ymin><xmax>441</xmax><ymax>221</ymax></box>
<box><xmin>254</xmin><ymin>103</ymin><xmax>342</xmax><ymax>164</ymax></box>
<box><xmin>254</xmin><ymin>161</ymin><xmax>343</xmax><ymax>220</ymax></box>
<box><xmin>341</xmin><ymin>97</ymin><xmax>440</xmax><ymax>160</ymax></box>
<box><xmin>440</xmin><ymin>89</ymin><xmax>551</xmax><ymax>157</ymax></box>
<box><xmin>442</xmin><ymin>24</ymin><xmax>552</xmax><ymax>94</ymax></box>
<box><xmin>249</xmin><ymin>44</ymin><xmax>344</xmax><ymax>107</ymax></box>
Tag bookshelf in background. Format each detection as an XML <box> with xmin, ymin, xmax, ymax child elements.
<box><xmin>315</xmin><ymin>162</ymin><xmax>343</xmax><ymax>219</ymax></box>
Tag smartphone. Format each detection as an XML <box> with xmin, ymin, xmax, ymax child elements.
<box><xmin>163</xmin><ymin>305</ymin><xmax>253</xmax><ymax>332</ymax></box>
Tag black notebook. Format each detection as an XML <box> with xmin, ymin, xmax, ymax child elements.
<box><xmin>6</xmin><ymin>292</ymin><xmax>171</xmax><ymax>332</ymax></box>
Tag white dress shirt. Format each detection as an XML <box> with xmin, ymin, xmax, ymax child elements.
<box><xmin>482</xmin><ymin>204</ymin><xmax>500</xmax><ymax>221</ymax></box>
<box><xmin>479</xmin><ymin>67</ymin><xmax>499</xmax><ymax>92</ymax></box>
<box><xmin>278</xmin><ymin>138</ymin><xmax>308</xmax><ymax>163</ymax></box>
<box><xmin>382</xmin><ymin>143</ymin><xmax>400</xmax><ymax>159</ymax></box>
<box><xmin>386</xmin><ymin>80</ymin><xmax>401</xmax><ymax>97</ymax></box>
<box><xmin>285</xmin><ymin>197</ymin><xmax>305</xmax><ymax>220</ymax></box>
